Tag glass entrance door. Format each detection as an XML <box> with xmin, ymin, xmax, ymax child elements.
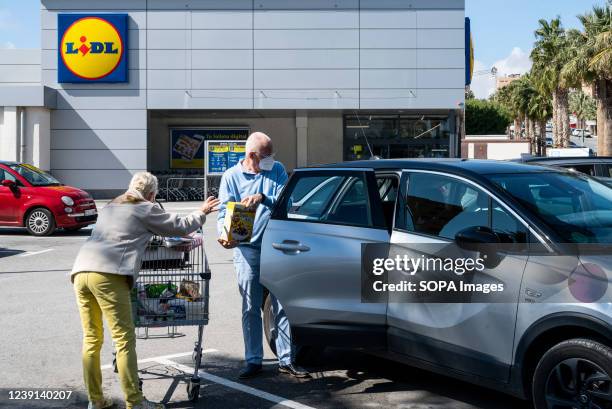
<box><xmin>344</xmin><ymin>113</ymin><xmax>454</xmax><ymax>161</ymax></box>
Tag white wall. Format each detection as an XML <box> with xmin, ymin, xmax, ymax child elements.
<box><xmin>40</xmin><ymin>0</ymin><xmax>464</xmax><ymax>192</ymax></box>
<box><xmin>42</xmin><ymin>1</ymin><xmax>147</xmax><ymax>191</ymax></box>
<box><xmin>0</xmin><ymin>107</ymin><xmax>51</xmax><ymax>170</ymax></box>
<box><xmin>26</xmin><ymin>107</ymin><xmax>51</xmax><ymax>170</ymax></box>
<box><xmin>0</xmin><ymin>50</ymin><xmax>41</xmax><ymax>85</ymax></box>
<box><xmin>0</xmin><ymin>107</ymin><xmax>18</xmax><ymax>162</ymax></box>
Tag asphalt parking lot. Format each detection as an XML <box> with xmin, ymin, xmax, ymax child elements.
<box><xmin>0</xmin><ymin>201</ymin><xmax>531</xmax><ymax>409</ymax></box>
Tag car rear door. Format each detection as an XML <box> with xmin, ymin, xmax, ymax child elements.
<box><xmin>388</xmin><ymin>170</ymin><xmax>529</xmax><ymax>382</ymax></box>
<box><xmin>261</xmin><ymin>168</ymin><xmax>390</xmax><ymax>347</ymax></box>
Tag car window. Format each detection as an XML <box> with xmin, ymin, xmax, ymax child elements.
<box><xmin>287</xmin><ymin>176</ymin><xmax>344</xmax><ymax>220</ymax></box>
<box><xmin>492</xmin><ymin>200</ymin><xmax>529</xmax><ymax>243</ymax></box>
<box><xmin>377</xmin><ymin>176</ymin><xmax>399</xmax><ymax>229</ymax></box>
<box><xmin>283</xmin><ymin>173</ymin><xmax>374</xmax><ymax>228</ymax></box>
<box><xmin>561</xmin><ymin>164</ymin><xmax>596</xmax><ymax>176</ymax></box>
<box><xmin>403</xmin><ymin>173</ymin><xmax>489</xmax><ymax>240</ymax></box>
<box><xmin>489</xmin><ymin>172</ymin><xmax>612</xmax><ymax>243</ymax></box>
<box><xmin>325</xmin><ymin>176</ymin><xmax>372</xmax><ymax>227</ymax></box>
<box><xmin>377</xmin><ymin>177</ymin><xmax>398</xmax><ymax>203</ymax></box>
<box><xmin>0</xmin><ymin>169</ymin><xmax>17</xmax><ymax>183</ymax></box>
<box><xmin>9</xmin><ymin>164</ymin><xmax>60</xmax><ymax>186</ymax></box>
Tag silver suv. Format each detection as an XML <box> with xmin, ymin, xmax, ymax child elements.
<box><xmin>260</xmin><ymin>159</ymin><xmax>612</xmax><ymax>409</ymax></box>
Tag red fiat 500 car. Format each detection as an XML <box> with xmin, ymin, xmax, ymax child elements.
<box><xmin>0</xmin><ymin>161</ymin><xmax>97</xmax><ymax>236</ymax></box>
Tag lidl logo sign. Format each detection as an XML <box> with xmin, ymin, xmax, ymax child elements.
<box><xmin>58</xmin><ymin>14</ymin><xmax>128</xmax><ymax>83</ymax></box>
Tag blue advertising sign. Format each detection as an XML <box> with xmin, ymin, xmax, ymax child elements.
<box><xmin>465</xmin><ymin>17</ymin><xmax>474</xmax><ymax>86</ymax></box>
<box><xmin>206</xmin><ymin>141</ymin><xmax>246</xmax><ymax>175</ymax></box>
<box><xmin>58</xmin><ymin>14</ymin><xmax>128</xmax><ymax>83</ymax></box>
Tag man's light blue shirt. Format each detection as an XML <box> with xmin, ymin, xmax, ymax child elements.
<box><xmin>217</xmin><ymin>160</ymin><xmax>288</xmax><ymax>248</ymax></box>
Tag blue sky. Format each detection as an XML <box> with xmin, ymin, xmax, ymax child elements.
<box><xmin>467</xmin><ymin>0</ymin><xmax>608</xmax><ymax>98</ymax></box>
<box><xmin>0</xmin><ymin>0</ymin><xmax>608</xmax><ymax>97</ymax></box>
<box><xmin>0</xmin><ymin>0</ymin><xmax>39</xmax><ymax>49</ymax></box>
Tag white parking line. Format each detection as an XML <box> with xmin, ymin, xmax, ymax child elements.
<box><xmin>100</xmin><ymin>349</ymin><xmax>217</xmax><ymax>370</ymax></box>
<box><xmin>19</xmin><ymin>249</ymin><xmax>54</xmax><ymax>257</ymax></box>
<box><xmin>157</xmin><ymin>358</ymin><xmax>317</xmax><ymax>409</ymax></box>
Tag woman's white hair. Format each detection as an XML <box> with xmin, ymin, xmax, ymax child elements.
<box><xmin>128</xmin><ymin>172</ymin><xmax>158</xmax><ymax>199</ymax></box>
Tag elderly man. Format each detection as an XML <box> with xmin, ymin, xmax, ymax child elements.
<box><xmin>217</xmin><ymin>132</ymin><xmax>309</xmax><ymax>379</ymax></box>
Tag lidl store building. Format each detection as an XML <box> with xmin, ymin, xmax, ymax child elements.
<box><xmin>0</xmin><ymin>0</ymin><xmax>466</xmax><ymax>198</ymax></box>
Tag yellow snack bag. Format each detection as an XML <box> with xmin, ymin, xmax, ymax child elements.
<box><xmin>220</xmin><ymin>202</ymin><xmax>256</xmax><ymax>242</ymax></box>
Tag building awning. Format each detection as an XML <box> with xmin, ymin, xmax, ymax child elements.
<box><xmin>0</xmin><ymin>85</ymin><xmax>56</xmax><ymax>109</ymax></box>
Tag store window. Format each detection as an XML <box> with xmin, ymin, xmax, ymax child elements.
<box><xmin>344</xmin><ymin>113</ymin><xmax>453</xmax><ymax>161</ymax></box>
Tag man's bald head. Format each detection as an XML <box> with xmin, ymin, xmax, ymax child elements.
<box><xmin>246</xmin><ymin>132</ymin><xmax>273</xmax><ymax>156</ymax></box>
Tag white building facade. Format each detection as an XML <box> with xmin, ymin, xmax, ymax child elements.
<box><xmin>0</xmin><ymin>0</ymin><xmax>466</xmax><ymax>197</ymax></box>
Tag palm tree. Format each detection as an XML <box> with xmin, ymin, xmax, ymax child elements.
<box><xmin>495</xmin><ymin>75</ymin><xmax>545</xmax><ymax>154</ymax></box>
<box><xmin>495</xmin><ymin>84</ymin><xmax>520</xmax><ymax>138</ymax></box>
<box><xmin>531</xmin><ymin>18</ymin><xmax>572</xmax><ymax>148</ymax></box>
<box><xmin>513</xmin><ymin>76</ymin><xmax>536</xmax><ymax>142</ymax></box>
<box><xmin>569</xmin><ymin>91</ymin><xmax>596</xmax><ymax>131</ymax></box>
<box><xmin>563</xmin><ymin>5</ymin><xmax>612</xmax><ymax>155</ymax></box>
<box><xmin>529</xmin><ymin>90</ymin><xmax>553</xmax><ymax>156</ymax></box>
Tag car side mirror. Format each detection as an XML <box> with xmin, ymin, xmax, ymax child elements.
<box><xmin>1</xmin><ymin>179</ymin><xmax>16</xmax><ymax>189</ymax></box>
<box><xmin>455</xmin><ymin>226</ymin><xmax>500</xmax><ymax>250</ymax></box>
<box><xmin>456</xmin><ymin>226</ymin><xmax>503</xmax><ymax>269</ymax></box>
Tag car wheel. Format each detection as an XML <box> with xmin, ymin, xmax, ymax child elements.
<box><xmin>25</xmin><ymin>208</ymin><xmax>56</xmax><ymax>236</ymax></box>
<box><xmin>263</xmin><ymin>294</ymin><xmax>324</xmax><ymax>365</ymax></box>
<box><xmin>263</xmin><ymin>294</ymin><xmax>278</xmax><ymax>355</ymax></box>
<box><xmin>532</xmin><ymin>338</ymin><xmax>612</xmax><ymax>409</ymax></box>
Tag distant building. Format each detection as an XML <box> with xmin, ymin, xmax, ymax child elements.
<box><xmin>496</xmin><ymin>74</ymin><xmax>522</xmax><ymax>90</ymax></box>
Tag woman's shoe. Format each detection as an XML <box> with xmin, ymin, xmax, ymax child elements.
<box><xmin>131</xmin><ymin>398</ymin><xmax>166</xmax><ymax>409</ymax></box>
<box><xmin>87</xmin><ymin>396</ymin><xmax>114</xmax><ymax>409</ymax></box>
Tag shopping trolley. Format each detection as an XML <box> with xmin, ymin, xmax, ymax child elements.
<box><xmin>112</xmin><ymin>232</ymin><xmax>210</xmax><ymax>402</ymax></box>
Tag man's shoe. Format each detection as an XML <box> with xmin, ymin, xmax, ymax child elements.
<box><xmin>88</xmin><ymin>397</ymin><xmax>114</xmax><ymax>409</ymax></box>
<box><xmin>131</xmin><ymin>398</ymin><xmax>166</xmax><ymax>409</ymax></box>
<box><xmin>239</xmin><ymin>363</ymin><xmax>263</xmax><ymax>379</ymax></box>
<box><xmin>278</xmin><ymin>363</ymin><xmax>310</xmax><ymax>378</ymax></box>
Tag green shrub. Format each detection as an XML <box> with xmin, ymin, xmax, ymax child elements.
<box><xmin>465</xmin><ymin>99</ymin><xmax>512</xmax><ymax>135</ymax></box>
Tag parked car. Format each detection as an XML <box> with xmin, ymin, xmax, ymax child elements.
<box><xmin>572</xmin><ymin>128</ymin><xmax>593</xmax><ymax>138</ymax></box>
<box><xmin>261</xmin><ymin>159</ymin><xmax>612</xmax><ymax>409</ymax></box>
<box><xmin>546</xmin><ymin>137</ymin><xmax>582</xmax><ymax>148</ymax></box>
<box><xmin>523</xmin><ymin>156</ymin><xmax>612</xmax><ymax>187</ymax></box>
<box><xmin>0</xmin><ymin>161</ymin><xmax>97</xmax><ymax>236</ymax></box>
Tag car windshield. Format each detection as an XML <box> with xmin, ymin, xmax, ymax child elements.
<box><xmin>488</xmin><ymin>171</ymin><xmax>612</xmax><ymax>243</ymax></box>
<box><xmin>9</xmin><ymin>164</ymin><xmax>62</xmax><ymax>186</ymax></box>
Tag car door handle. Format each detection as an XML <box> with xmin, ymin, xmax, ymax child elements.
<box><xmin>272</xmin><ymin>240</ymin><xmax>310</xmax><ymax>253</ymax></box>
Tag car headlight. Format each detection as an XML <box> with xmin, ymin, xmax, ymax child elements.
<box><xmin>61</xmin><ymin>196</ymin><xmax>75</xmax><ymax>206</ymax></box>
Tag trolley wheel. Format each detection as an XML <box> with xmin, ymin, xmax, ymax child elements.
<box><xmin>112</xmin><ymin>354</ymin><xmax>118</xmax><ymax>374</ymax></box>
<box><xmin>186</xmin><ymin>377</ymin><xmax>201</xmax><ymax>402</ymax></box>
<box><xmin>138</xmin><ymin>378</ymin><xmax>143</xmax><ymax>392</ymax></box>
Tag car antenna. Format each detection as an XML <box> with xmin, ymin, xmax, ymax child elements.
<box><xmin>353</xmin><ymin>111</ymin><xmax>378</xmax><ymax>160</ymax></box>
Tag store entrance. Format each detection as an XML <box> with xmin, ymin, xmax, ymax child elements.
<box><xmin>343</xmin><ymin>112</ymin><xmax>455</xmax><ymax>161</ymax></box>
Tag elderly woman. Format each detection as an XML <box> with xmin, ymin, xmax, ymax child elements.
<box><xmin>71</xmin><ymin>172</ymin><xmax>219</xmax><ymax>409</ymax></box>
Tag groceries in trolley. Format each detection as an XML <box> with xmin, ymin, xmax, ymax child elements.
<box><xmin>132</xmin><ymin>279</ymin><xmax>204</xmax><ymax>324</ymax></box>
<box><xmin>133</xmin><ymin>233</ymin><xmax>210</xmax><ymax>325</ymax></box>
<box><xmin>128</xmin><ymin>231</ymin><xmax>210</xmax><ymax>402</ymax></box>
<box><xmin>220</xmin><ymin>202</ymin><xmax>255</xmax><ymax>242</ymax></box>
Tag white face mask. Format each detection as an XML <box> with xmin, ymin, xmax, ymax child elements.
<box><xmin>258</xmin><ymin>155</ymin><xmax>275</xmax><ymax>171</ymax></box>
